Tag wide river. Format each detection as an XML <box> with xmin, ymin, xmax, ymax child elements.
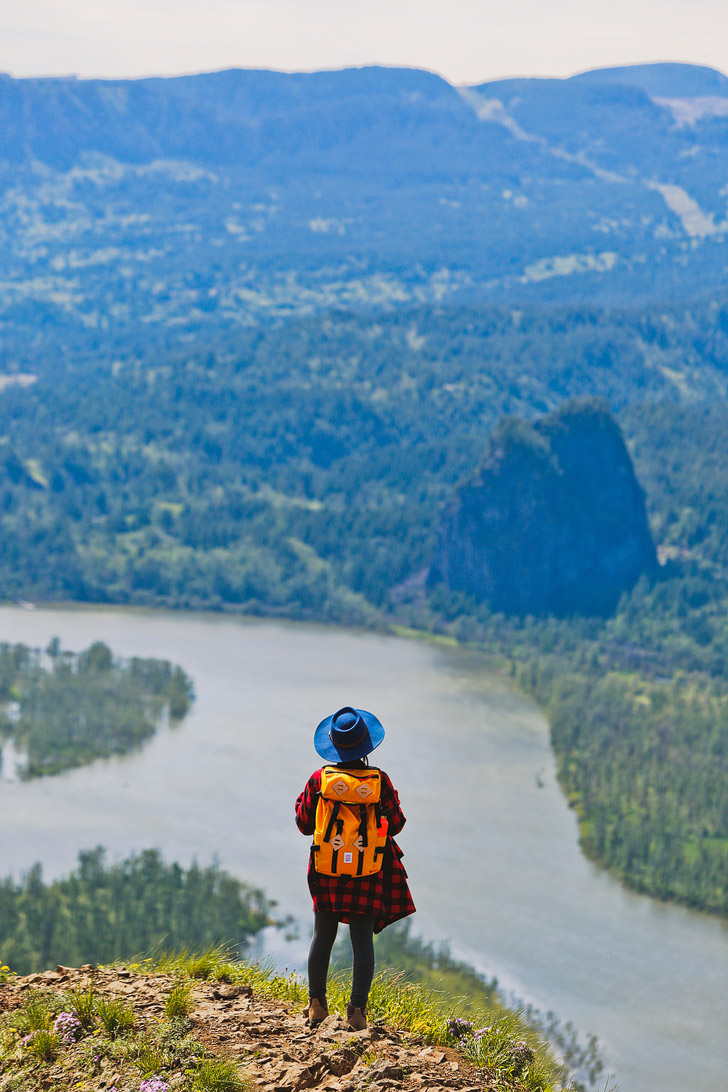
<box><xmin>0</xmin><ymin>606</ymin><xmax>726</xmax><ymax>1092</ymax></box>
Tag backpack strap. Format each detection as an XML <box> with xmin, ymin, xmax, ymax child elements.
<box><xmin>357</xmin><ymin>804</ymin><xmax>369</xmax><ymax>848</ymax></box>
<box><xmin>323</xmin><ymin>800</ymin><xmax>341</xmax><ymax>843</ymax></box>
<box><xmin>355</xmin><ymin>804</ymin><xmax>369</xmax><ymax>876</ymax></box>
<box><xmin>373</xmin><ymin>801</ymin><xmax>386</xmax><ymax>865</ymax></box>
<box><xmin>331</xmin><ymin>817</ymin><xmax>344</xmax><ymax>873</ymax></box>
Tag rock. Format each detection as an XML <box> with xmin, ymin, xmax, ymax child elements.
<box><xmin>277</xmin><ymin>1060</ymin><xmax>327</xmax><ymax>1091</ymax></box>
<box><xmin>429</xmin><ymin>397</ymin><xmax>657</xmax><ymax>616</ymax></box>
<box><xmin>212</xmin><ymin>983</ymin><xmax>252</xmax><ymax>1000</ymax></box>
<box><xmin>365</xmin><ymin>1059</ymin><xmax>404</xmax><ymax>1081</ymax></box>
<box><xmin>418</xmin><ymin>1046</ymin><xmax>446</xmax><ymax>1063</ymax></box>
<box><xmin>345</xmin><ymin>1026</ymin><xmax>372</xmax><ymax>1046</ymax></box>
<box><xmin>323</xmin><ymin>1048</ymin><xmax>358</xmax><ymax>1076</ymax></box>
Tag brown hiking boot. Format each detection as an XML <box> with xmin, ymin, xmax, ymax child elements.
<box><xmin>346</xmin><ymin>1002</ymin><xmax>367</xmax><ymax>1031</ymax></box>
<box><xmin>307</xmin><ymin>996</ymin><xmax>329</xmax><ymax>1026</ymax></box>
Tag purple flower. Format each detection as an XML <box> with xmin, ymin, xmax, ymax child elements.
<box><xmin>140</xmin><ymin>1079</ymin><xmax>170</xmax><ymax>1092</ymax></box>
<box><xmin>446</xmin><ymin>1016</ymin><xmax>474</xmax><ymax>1040</ymax></box>
<box><xmin>510</xmin><ymin>1040</ymin><xmax>535</xmax><ymax>1073</ymax></box>
<box><xmin>53</xmin><ymin>1011</ymin><xmax>83</xmax><ymax>1044</ymax></box>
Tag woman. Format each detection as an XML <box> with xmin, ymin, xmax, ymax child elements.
<box><xmin>295</xmin><ymin>705</ymin><xmax>415</xmax><ymax>1030</ymax></box>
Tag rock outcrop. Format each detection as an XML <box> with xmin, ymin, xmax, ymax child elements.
<box><xmin>0</xmin><ymin>965</ymin><xmax>486</xmax><ymax>1092</ymax></box>
<box><xmin>429</xmin><ymin>398</ymin><xmax>657</xmax><ymax>616</ymax></box>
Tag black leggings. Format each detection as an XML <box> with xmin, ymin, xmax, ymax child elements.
<box><xmin>308</xmin><ymin>911</ymin><xmax>375</xmax><ymax>1009</ymax></box>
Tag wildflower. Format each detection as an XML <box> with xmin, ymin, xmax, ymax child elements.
<box><xmin>446</xmin><ymin>1016</ymin><xmax>474</xmax><ymax>1040</ymax></box>
<box><xmin>473</xmin><ymin>1025</ymin><xmax>492</xmax><ymax>1040</ymax></box>
<box><xmin>139</xmin><ymin>1079</ymin><xmax>170</xmax><ymax>1092</ymax></box>
<box><xmin>54</xmin><ymin>1011</ymin><xmax>83</xmax><ymax>1044</ymax></box>
<box><xmin>510</xmin><ymin>1039</ymin><xmax>535</xmax><ymax>1075</ymax></box>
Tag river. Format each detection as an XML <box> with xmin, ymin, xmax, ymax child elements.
<box><xmin>0</xmin><ymin>605</ymin><xmax>726</xmax><ymax>1092</ymax></box>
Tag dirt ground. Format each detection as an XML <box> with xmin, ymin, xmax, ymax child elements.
<box><xmin>0</xmin><ymin>965</ymin><xmax>490</xmax><ymax>1092</ymax></box>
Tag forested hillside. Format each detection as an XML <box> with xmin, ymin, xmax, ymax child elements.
<box><xmin>1</xmin><ymin>298</ymin><xmax>728</xmax><ymax>616</ymax></box>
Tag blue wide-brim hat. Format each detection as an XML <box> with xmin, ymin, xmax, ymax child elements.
<box><xmin>314</xmin><ymin>706</ymin><xmax>385</xmax><ymax>762</ymax></box>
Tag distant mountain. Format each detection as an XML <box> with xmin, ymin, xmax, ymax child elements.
<box><xmin>1</xmin><ymin>62</ymin><xmax>728</xmax><ymax>347</ymax></box>
<box><xmin>571</xmin><ymin>61</ymin><xmax>728</xmax><ymax>98</ymax></box>
<box><xmin>0</xmin><ymin>66</ymin><xmax>476</xmax><ymax>171</ymax></box>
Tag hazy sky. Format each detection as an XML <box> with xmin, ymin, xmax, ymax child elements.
<box><xmin>2</xmin><ymin>0</ymin><xmax>727</xmax><ymax>85</ymax></box>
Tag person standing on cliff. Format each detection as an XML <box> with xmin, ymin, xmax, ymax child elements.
<box><xmin>295</xmin><ymin>706</ymin><xmax>415</xmax><ymax>1031</ymax></box>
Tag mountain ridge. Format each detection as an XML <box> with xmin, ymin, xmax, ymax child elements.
<box><xmin>2</xmin><ymin>60</ymin><xmax>728</xmax><ymax>341</ymax></box>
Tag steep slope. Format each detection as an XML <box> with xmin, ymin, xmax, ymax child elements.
<box><xmin>429</xmin><ymin>399</ymin><xmax>657</xmax><ymax>616</ymax></box>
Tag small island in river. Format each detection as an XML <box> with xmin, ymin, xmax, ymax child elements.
<box><xmin>0</xmin><ymin>638</ymin><xmax>194</xmax><ymax>779</ymax></box>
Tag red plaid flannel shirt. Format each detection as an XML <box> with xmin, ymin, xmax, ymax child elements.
<box><xmin>295</xmin><ymin>766</ymin><xmax>415</xmax><ymax>933</ymax></box>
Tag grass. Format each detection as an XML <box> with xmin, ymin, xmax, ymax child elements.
<box><xmin>164</xmin><ymin>976</ymin><xmax>194</xmax><ymax>1018</ymax></box>
<box><xmin>124</xmin><ymin>1034</ymin><xmax>171</xmax><ymax>1077</ymax></box>
<box><xmin>96</xmin><ymin>994</ymin><xmax>136</xmax><ymax>1037</ymax></box>
<box><xmin>449</xmin><ymin>1011</ymin><xmax>554</xmax><ymax>1088</ymax></box>
<box><xmin>191</xmin><ymin>1057</ymin><xmax>253</xmax><ymax>1092</ymax></box>
<box><xmin>22</xmin><ymin>1028</ymin><xmax>61</xmax><ymax>1062</ymax></box>
<box><xmin>132</xmin><ymin>947</ymin><xmax>564</xmax><ymax>1091</ymax></box>
<box><xmin>67</xmin><ymin>986</ymin><xmax>97</xmax><ymax>1031</ymax></box>
<box><xmin>8</xmin><ymin>989</ymin><xmax>57</xmax><ymax>1034</ymax></box>
<box><xmin>140</xmin><ymin>943</ymin><xmax>235</xmax><ymax>982</ymax></box>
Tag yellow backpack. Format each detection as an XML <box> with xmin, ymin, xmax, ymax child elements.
<box><xmin>312</xmin><ymin>766</ymin><xmax>389</xmax><ymax>877</ymax></box>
